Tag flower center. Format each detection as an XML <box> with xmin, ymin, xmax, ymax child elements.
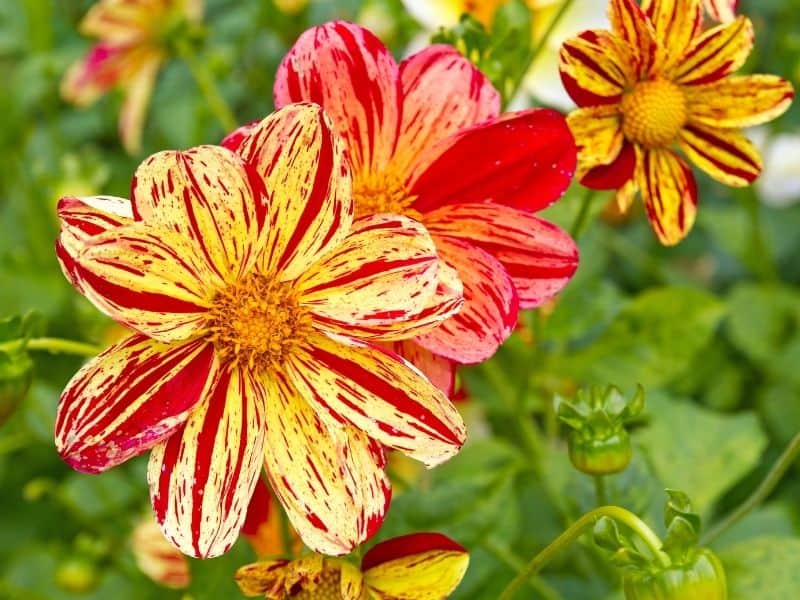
<box><xmin>621</xmin><ymin>79</ymin><xmax>687</xmax><ymax>149</ymax></box>
<box><xmin>207</xmin><ymin>273</ymin><xmax>311</xmax><ymax>371</ymax></box>
<box><xmin>353</xmin><ymin>171</ymin><xmax>419</xmax><ymax>220</ymax></box>
<box><xmin>291</xmin><ymin>567</ymin><xmax>341</xmax><ymax>599</ymax></box>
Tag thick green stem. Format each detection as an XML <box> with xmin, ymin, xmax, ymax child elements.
<box><xmin>24</xmin><ymin>337</ymin><xmax>101</xmax><ymax>357</ymax></box>
<box><xmin>594</xmin><ymin>475</ymin><xmax>607</xmax><ymax>506</ymax></box>
<box><xmin>504</xmin><ymin>0</ymin><xmax>576</xmax><ymax>107</ymax></box>
<box><xmin>570</xmin><ymin>188</ymin><xmax>596</xmax><ymax>238</ymax></box>
<box><xmin>498</xmin><ymin>506</ymin><xmax>668</xmax><ymax>600</ymax></box>
<box><xmin>175</xmin><ymin>39</ymin><xmax>237</xmax><ymax>132</ymax></box>
<box><xmin>701</xmin><ymin>431</ymin><xmax>800</xmax><ymax>545</ymax></box>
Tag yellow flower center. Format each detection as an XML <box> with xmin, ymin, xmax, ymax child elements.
<box><xmin>207</xmin><ymin>273</ymin><xmax>311</xmax><ymax>371</ymax></box>
<box><xmin>291</xmin><ymin>567</ymin><xmax>342</xmax><ymax>599</ymax></box>
<box><xmin>621</xmin><ymin>79</ymin><xmax>687</xmax><ymax>149</ymax></box>
<box><xmin>353</xmin><ymin>171</ymin><xmax>420</xmax><ymax>220</ymax></box>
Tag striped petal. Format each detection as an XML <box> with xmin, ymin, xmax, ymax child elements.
<box><xmin>686</xmin><ymin>75</ymin><xmax>795</xmax><ymax>128</ymax></box>
<box><xmin>287</xmin><ymin>332</ymin><xmax>465</xmax><ymax>468</ymax></box>
<box><xmin>608</xmin><ymin>0</ymin><xmax>658</xmax><ymax>77</ymax></box>
<box><xmin>394</xmin><ymin>45</ymin><xmax>500</xmax><ymax>172</ymax></box>
<box><xmin>55</xmin><ymin>333</ymin><xmax>215</xmax><ymax>474</ymax></box>
<box><xmin>297</xmin><ymin>215</ymin><xmax>442</xmax><ymax>339</ymax></box>
<box><xmin>148</xmin><ymin>366</ymin><xmax>266</xmax><ymax>559</ymax></box>
<box><xmin>60</xmin><ymin>42</ymin><xmax>131</xmax><ymax>106</ymax></box>
<box><xmin>670</xmin><ymin>16</ymin><xmax>753</xmax><ymax>85</ymax></box>
<box><xmin>263</xmin><ymin>372</ymin><xmax>390</xmax><ymax>556</ymax></box>
<box><xmin>641</xmin><ymin>0</ymin><xmax>702</xmax><ymax>70</ymax></box>
<box><xmin>362</xmin><ymin>533</ymin><xmax>469</xmax><ymax>599</ymax></box>
<box><xmin>131</xmin><ymin>145</ymin><xmax>267</xmax><ymax>282</ymax></box>
<box><xmin>425</xmin><ymin>203</ymin><xmax>579</xmax><ymax>308</ymax></box>
<box><xmin>390</xmin><ymin>340</ymin><xmax>456</xmax><ymax>397</ymax></box>
<box><xmin>235</xmin><ymin>103</ymin><xmax>353</xmax><ymax>281</ymax></box>
<box><xmin>410</xmin><ymin>109</ymin><xmax>576</xmax><ymax>213</ymax></box>
<box><xmin>80</xmin><ymin>0</ymin><xmax>157</xmax><ymax>42</ymax></box>
<box><xmin>637</xmin><ymin>148</ymin><xmax>698</xmax><ymax>246</ymax></box>
<box><xmin>704</xmin><ymin>0</ymin><xmax>738</xmax><ymax>22</ymax></box>
<box><xmin>679</xmin><ymin>123</ymin><xmax>762</xmax><ymax>186</ymax></box>
<box><xmin>559</xmin><ymin>30</ymin><xmax>633</xmax><ymax>107</ymax></box>
<box><xmin>416</xmin><ymin>236</ymin><xmax>518</xmax><ymax>364</ymax></box>
<box><xmin>567</xmin><ymin>104</ymin><xmax>624</xmax><ymax>176</ymax></box>
<box><xmin>274</xmin><ymin>21</ymin><xmax>400</xmax><ymax>175</ymax></box>
<box><xmin>63</xmin><ymin>223</ymin><xmax>216</xmax><ymax>342</ymax></box>
<box><xmin>119</xmin><ymin>52</ymin><xmax>161</xmax><ymax>154</ymax></box>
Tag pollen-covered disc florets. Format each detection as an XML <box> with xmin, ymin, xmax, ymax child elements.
<box><xmin>207</xmin><ymin>273</ymin><xmax>311</xmax><ymax>370</ymax></box>
<box><xmin>621</xmin><ymin>79</ymin><xmax>687</xmax><ymax>149</ymax></box>
<box><xmin>291</xmin><ymin>566</ymin><xmax>341</xmax><ymax>599</ymax></box>
<box><xmin>353</xmin><ymin>171</ymin><xmax>419</xmax><ymax>219</ymax></box>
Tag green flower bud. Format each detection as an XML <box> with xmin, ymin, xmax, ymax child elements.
<box><xmin>623</xmin><ymin>547</ymin><xmax>727</xmax><ymax>600</ymax></box>
<box><xmin>568</xmin><ymin>429</ymin><xmax>632</xmax><ymax>475</ymax></box>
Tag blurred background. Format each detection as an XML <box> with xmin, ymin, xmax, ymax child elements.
<box><xmin>1</xmin><ymin>0</ymin><xmax>800</xmax><ymax>598</ymax></box>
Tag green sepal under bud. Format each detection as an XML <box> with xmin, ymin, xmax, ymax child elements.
<box><xmin>556</xmin><ymin>385</ymin><xmax>644</xmax><ymax>475</ymax></box>
<box><xmin>593</xmin><ymin>517</ymin><xmax>649</xmax><ymax>569</ymax></box>
<box><xmin>622</xmin><ymin>547</ymin><xmax>727</xmax><ymax>600</ymax></box>
<box><xmin>0</xmin><ymin>314</ymin><xmax>38</xmax><ymax>426</ymax></box>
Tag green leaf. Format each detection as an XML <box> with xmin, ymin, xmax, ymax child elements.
<box><xmin>551</xmin><ymin>287</ymin><xmax>725</xmax><ymax>387</ymax></box>
<box><xmin>636</xmin><ymin>394</ymin><xmax>768</xmax><ymax>514</ymax></box>
<box><xmin>721</xmin><ymin>537</ymin><xmax>800</xmax><ymax>600</ymax></box>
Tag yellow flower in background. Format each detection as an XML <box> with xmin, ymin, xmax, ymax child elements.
<box><xmin>235</xmin><ymin>532</ymin><xmax>469</xmax><ymax>599</ymax></box>
<box><xmin>400</xmin><ymin>0</ymin><xmax>608</xmax><ymax>108</ymax></box>
<box><xmin>61</xmin><ymin>0</ymin><xmax>203</xmax><ymax>154</ymax></box>
<box><xmin>560</xmin><ymin>0</ymin><xmax>794</xmax><ymax>245</ymax></box>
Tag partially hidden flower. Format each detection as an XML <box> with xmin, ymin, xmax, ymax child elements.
<box><xmin>225</xmin><ymin>21</ymin><xmax>578</xmax><ymax>380</ymax></box>
<box><xmin>61</xmin><ymin>0</ymin><xmax>203</xmax><ymax>154</ymax></box>
<box><xmin>131</xmin><ymin>516</ymin><xmax>191</xmax><ymax>589</ymax></box>
<box><xmin>54</xmin><ymin>102</ymin><xmax>466</xmax><ymax>558</ymax></box>
<box><xmin>751</xmin><ymin>129</ymin><xmax>800</xmax><ymax>207</ymax></box>
<box><xmin>561</xmin><ymin>0</ymin><xmax>794</xmax><ymax>244</ymax></box>
<box><xmin>235</xmin><ymin>532</ymin><xmax>469</xmax><ymax>599</ymax></box>
<box><xmin>241</xmin><ymin>479</ymin><xmax>301</xmax><ymax>557</ymax></box>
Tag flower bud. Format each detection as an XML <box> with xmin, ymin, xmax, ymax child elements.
<box><xmin>568</xmin><ymin>429</ymin><xmax>632</xmax><ymax>475</ymax></box>
<box><xmin>623</xmin><ymin>548</ymin><xmax>727</xmax><ymax>600</ymax></box>
<box><xmin>55</xmin><ymin>556</ymin><xmax>99</xmax><ymax>594</ymax></box>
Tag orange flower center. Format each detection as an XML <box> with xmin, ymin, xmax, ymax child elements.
<box><xmin>207</xmin><ymin>273</ymin><xmax>311</xmax><ymax>371</ymax></box>
<box><xmin>291</xmin><ymin>567</ymin><xmax>342</xmax><ymax>599</ymax></box>
<box><xmin>353</xmin><ymin>171</ymin><xmax>420</xmax><ymax>220</ymax></box>
<box><xmin>621</xmin><ymin>79</ymin><xmax>687</xmax><ymax>149</ymax></box>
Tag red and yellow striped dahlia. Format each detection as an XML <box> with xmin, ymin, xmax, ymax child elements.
<box><xmin>235</xmin><ymin>532</ymin><xmax>469</xmax><ymax>599</ymax></box>
<box><xmin>54</xmin><ymin>103</ymin><xmax>466</xmax><ymax>558</ymax></box>
<box><xmin>560</xmin><ymin>0</ymin><xmax>794</xmax><ymax>245</ymax></box>
<box><xmin>225</xmin><ymin>21</ymin><xmax>578</xmax><ymax>383</ymax></box>
<box><xmin>61</xmin><ymin>0</ymin><xmax>202</xmax><ymax>154</ymax></box>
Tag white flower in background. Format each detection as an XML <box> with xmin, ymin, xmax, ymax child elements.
<box><xmin>399</xmin><ymin>0</ymin><xmax>607</xmax><ymax>109</ymax></box>
<box><xmin>749</xmin><ymin>128</ymin><xmax>800</xmax><ymax>207</ymax></box>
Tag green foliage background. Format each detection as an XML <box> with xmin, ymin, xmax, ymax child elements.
<box><xmin>1</xmin><ymin>0</ymin><xmax>799</xmax><ymax>598</ymax></box>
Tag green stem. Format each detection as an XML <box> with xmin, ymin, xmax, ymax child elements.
<box><xmin>736</xmin><ymin>187</ymin><xmax>778</xmax><ymax>281</ymax></box>
<box><xmin>484</xmin><ymin>539</ymin><xmax>562</xmax><ymax>600</ymax></box>
<box><xmin>594</xmin><ymin>476</ymin><xmax>607</xmax><ymax>506</ymax></box>
<box><xmin>175</xmin><ymin>38</ymin><xmax>238</xmax><ymax>132</ymax></box>
<box><xmin>701</xmin><ymin>431</ymin><xmax>800</xmax><ymax>545</ymax></box>
<box><xmin>25</xmin><ymin>337</ymin><xmax>101</xmax><ymax>357</ymax></box>
<box><xmin>498</xmin><ymin>506</ymin><xmax>668</xmax><ymax>600</ymax></box>
<box><xmin>504</xmin><ymin>0</ymin><xmax>576</xmax><ymax>107</ymax></box>
<box><xmin>570</xmin><ymin>189</ymin><xmax>595</xmax><ymax>238</ymax></box>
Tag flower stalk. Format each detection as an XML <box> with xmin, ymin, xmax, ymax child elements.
<box><xmin>24</xmin><ymin>337</ymin><xmax>102</xmax><ymax>357</ymax></box>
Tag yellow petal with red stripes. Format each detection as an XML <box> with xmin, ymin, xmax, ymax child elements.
<box><xmin>362</xmin><ymin>532</ymin><xmax>469</xmax><ymax>599</ymax></box>
<box><xmin>263</xmin><ymin>372</ymin><xmax>390</xmax><ymax>556</ymax></box>
<box><xmin>640</xmin><ymin>0</ymin><xmax>702</xmax><ymax>70</ymax></box>
<box><xmin>148</xmin><ymin>366</ymin><xmax>266</xmax><ymax>559</ymax></box>
<box><xmin>686</xmin><ymin>75</ymin><xmax>795</xmax><ymax>128</ymax></box>
<box><xmin>234</xmin><ymin>103</ymin><xmax>353</xmax><ymax>281</ymax></box>
<box><xmin>287</xmin><ymin>332</ymin><xmax>465</xmax><ymax>468</ymax></box>
<box><xmin>670</xmin><ymin>16</ymin><xmax>753</xmax><ymax>85</ymax></box>
<box><xmin>608</xmin><ymin>0</ymin><xmax>658</xmax><ymax>78</ymax></box>
<box><xmin>559</xmin><ymin>31</ymin><xmax>631</xmax><ymax>106</ymax></box>
<box><xmin>567</xmin><ymin>104</ymin><xmax>624</xmax><ymax>176</ymax></box>
<box><xmin>679</xmin><ymin>123</ymin><xmax>762</xmax><ymax>187</ymax></box>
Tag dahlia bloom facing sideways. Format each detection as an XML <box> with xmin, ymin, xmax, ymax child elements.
<box><xmin>54</xmin><ymin>103</ymin><xmax>467</xmax><ymax>558</ymax></box>
<box><xmin>61</xmin><ymin>0</ymin><xmax>202</xmax><ymax>154</ymax></box>
<box><xmin>225</xmin><ymin>21</ymin><xmax>578</xmax><ymax>386</ymax></box>
<box><xmin>561</xmin><ymin>0</ymin><xmax>794</xmax><ymax>245</ymax></box>
<box><xmin>235</xmin><ymin>532</ymin><xmax>469</xmax><ymax>600</ymax></box>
